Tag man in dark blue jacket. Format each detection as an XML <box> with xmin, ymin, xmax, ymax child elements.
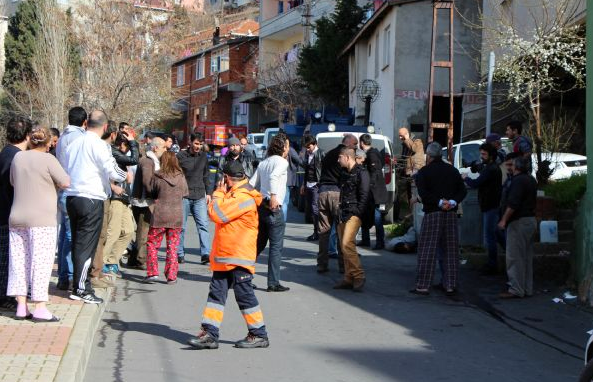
<box><xmin>463</xmin><ymin>143</ymin><xmax>502</xmax><ymax>275</ymax></box>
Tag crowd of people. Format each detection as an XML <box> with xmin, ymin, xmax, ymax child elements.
<box><xmin>0</xmin><ymin>105</ymin><xmax>537</xmax><ymax>347</ymax></box>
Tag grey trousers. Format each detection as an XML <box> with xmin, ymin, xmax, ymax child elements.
<box><xmin>506</xmin><ymin>217</ymin><xmax>537</xmax><ymax>297</ymax></box>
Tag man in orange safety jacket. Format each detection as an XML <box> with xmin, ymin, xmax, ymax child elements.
<box><xmin>187</xmin><ymin>160</ymin><xmax>269</xmax><ymax>349</ymax></box>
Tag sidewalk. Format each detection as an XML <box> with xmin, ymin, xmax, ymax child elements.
<box><xmin>0</xmin><ymin>267</ymin><xmax>112</xmax><ymax>382</ymax></box>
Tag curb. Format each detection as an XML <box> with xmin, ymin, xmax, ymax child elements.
<box><xmin>53</xmin><ymin>286</ymin><xmax>113</xmax><ymax>382</ymax></box>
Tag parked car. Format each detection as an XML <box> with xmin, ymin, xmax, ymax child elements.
<box><xmin>315</xmin><ymin>129</ymin><xmax>398</xmax><ymax>224</ymax></box>
<box><xmin>442</xmin><ymin>138</ymin><xmax>587</xmax><ymax>181</ymax></box>
<box><xmin>247</xmin><ymin>133</ymin><xmax>265</xmax><ymax>159</ymax></box>
<box><xmin>579</xmin><ymin>329</ymin><xmax>593</xmax><ymax>382</ymax></box>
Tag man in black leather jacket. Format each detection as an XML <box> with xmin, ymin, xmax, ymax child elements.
<box><xmin>300</xmin><ymin>135</ymin><xmax>324</xmax><ymax>241</ymax></box>
<box><xmin>358</xmin><ymin>134</ymin><xmax>388</xmax><ymax>249</ymax></box>
<box><xmin>333</xmin><ymin>147</ymin><xmax>370</xmax><ymax>292</ymax></box>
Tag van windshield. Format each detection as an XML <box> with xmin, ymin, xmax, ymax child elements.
<box><xmin>253</xmin><ymin>135</ymin><xmax>264</xmax><ymax>144</ymax></box>
<box><xmin>317</xmin><ymin>137</ymin><xmax>386</xmax><ymax>154</ymax></box>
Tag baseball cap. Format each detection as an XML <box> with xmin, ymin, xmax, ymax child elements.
<box><xmin>228</xmin><ymin>137</ymin><xmax>241</xmax><ymax>146</ymax></box>
<box><xmin>222</xmin><ymin>160</ymin><xmax>245</xmax><ymax>178</ymax></box>
<box><xmin>485</xmin><ymin>133</ymin><xmax>501</xmax><ymax>143</ymax></box>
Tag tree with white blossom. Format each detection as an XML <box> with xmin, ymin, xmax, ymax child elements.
<box><xmin>476</xmin><ymin>0</ymin><xmax>585</xmax><ymax>182</ymax></box>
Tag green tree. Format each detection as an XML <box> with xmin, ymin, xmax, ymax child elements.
<box><xmin>298</xmin><ymin>0</ymin><xmax>368</xmax><ymax>110</ymax></box>
<box><xmin>2</xmin><ymin>0</ymin><xmax>40</xmax><ymax>97</ymax></box>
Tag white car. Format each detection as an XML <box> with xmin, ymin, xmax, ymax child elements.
<box><xmin>442</xmin><ymin>138</ymin><xmax>587</xmax><ymax>181</ymax></box>
<box><xmin>247</xmin><ymin>133</ymin><xmax>265</xmax><ymax>159</ymax></box>
<box><xmin>316</xmin><ymin>130</ymin><xmax>398</xmax><ymax>223</ymax></box>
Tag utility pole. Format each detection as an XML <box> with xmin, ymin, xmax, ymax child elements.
<box><xmin>301</xmin><ymin>0</ymin><xmax>312</xmax><ymax>46</ymax></box>
<box><xmin>485</xmin><ymin>51</ymin><xmax>495</xmax><ymax>136</ymax></box>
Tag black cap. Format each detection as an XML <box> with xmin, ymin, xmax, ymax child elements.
<box><xmin>222</xmin><ymin>160</ymin><xmax>245</xmax><ymax>178</ymax></box>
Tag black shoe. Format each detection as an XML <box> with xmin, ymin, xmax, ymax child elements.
<box><xmin>316</xmin><ymin>265</ymin><xmax>329</xmax><ymax>274</ymax></box>
<box><xmin>32</xmin><ymin>315</ymin><xmax>60</xmax><ymax>323</ymax></box>
<box><xmin>234</xmin><ymin>333</ymin><xmax>269</xmax><ymax>348</ymax></box>
<box><xmin>356</xmin><ymin>240</ymin><xmax>371</xmax><ymax>247</ymax></box>
<box><xmin>201</xmin><ymin>255</ymin><xmax>210</xmax><ymax>265</ymax></box>
<box><xmin>177</xmin><ymin>256</ymin><xmax>185</xmax><ymax>264</ymax></box>
<box><xmin>69</xmin><ymin>292</ymin><xmax>103</xmax><ymax>304</ymax></box>
<box><xmin>187</xmin><ymin>331</ymin><xmax>219</xmax><ymax>349</ymax></box>
<box><xmin>373</xmin><ymin>243</ymin><xmax>385</xmax><ymax>250</ymax></box>
<box><xmin>306</xmin><ymin>234</ymin><xmax>319</xmax><ymax>241</ymax></box>
<box><xmin>267</xmin><ymin>284</ymin><xmax>290</xmax><ymax>292</ymax></box>
<box><xmin>56</xmin><ymin>280</ymin><xmax>70</xmax><ymax>291</ymax></box>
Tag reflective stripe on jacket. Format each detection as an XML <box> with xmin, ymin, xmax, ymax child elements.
<box><xmin>208</xmin><ymin>179</ymin><xmax>262</xmax><ymax>273</ymax></box>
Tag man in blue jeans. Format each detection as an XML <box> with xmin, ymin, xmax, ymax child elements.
<box><xmin>57</xmin><ymin>193</ymin><xmax>74</xmax><ymax>290</ymax></box>
<box><xmin>250</xmin><ymin>133</ymin><xmax>290</xmax><ymax>292</ymax></box>
<box><xmin>463</xmin><ymin>143</ymin><xmax>502</xmax><ymax>275</ymax></box>
<box><xmin>177</xmin><ymin>133</ymin><xmax>211</xmax><ymax>264</ymax></box>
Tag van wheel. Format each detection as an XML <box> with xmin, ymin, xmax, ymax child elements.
<box><xmin>579</xmin><ymin>359</ymin><xmax>593</xmax><ymax>382</ymax></box>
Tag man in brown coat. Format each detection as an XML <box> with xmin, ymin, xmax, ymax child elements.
<box><xmin>397</xmin><ymin>127</ymin><xmax>425</xmax><ymax>219</ymax></box>
<box><xmin>127</xmin><ymin>137</ymin><xmax>167</xmax><ymax>268</ymax></box>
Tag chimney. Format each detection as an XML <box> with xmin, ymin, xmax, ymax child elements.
<box><xmin>213</xmin><ymin>26</ymin><xmax>220</xmax><ymax>45</ymax></box>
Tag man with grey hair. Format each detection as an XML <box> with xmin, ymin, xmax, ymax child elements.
<box><xmin>497</xmin><ymin>156</ymin><xmax>537</xmax><ymax>299</ymax></box>
<box><xmin>411</xmin><ymin>141</ymin><xmax>466</xmax><ymax>296</ymax></box>
<box><xmin>63</xmin><ymin>110</ymin><xmax>127</xmax><ymax>303</ymax></box>
<box><xmin>128</xmin><ymin>137</ymin><xmax>167</xmax><ymax>269</ymax></box>
<box><xmin>316</xmin><ymin>134</ymin><xmax>358</xmax><ymax>273</ymax></box>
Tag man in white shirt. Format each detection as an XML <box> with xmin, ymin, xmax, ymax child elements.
<box><xmin>64</xmin><ymin>110</ymin><xmax>127</xmax><ymax>304</ymax></box>
<box><xmin>54</xmin><ymin>107</ymin><xmax>87</xmax><ymax>291</ymax></box>
<box><xmin>249</xmin><ymin>133</ymin><xmax>290</xmax><ymax>292</ymax></box>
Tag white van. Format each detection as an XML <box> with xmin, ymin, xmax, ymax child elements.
<box><xmin>247</xmin><ymin>133</ymin><xmax>265</xmax><ymax>159</ymax></box>
<box><xmin>315</xmin><ymin>131</ymin><xmax>398</xmax><ymax>223</ymax></box>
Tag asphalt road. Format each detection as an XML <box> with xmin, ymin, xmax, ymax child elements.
<box><xmin>84</xmin><ymin>208</ymin><xmax>589</xmax><ymax>382</ymax></box>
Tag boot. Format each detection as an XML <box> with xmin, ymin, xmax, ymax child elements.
<box><xmin>187</xmin><ymin>330</ymin><xmax>219</xmax><ymax>349</ymax></box>
<box><xmin>234</xmin><ymin>333</ymin><xmax>269</xmax><ymax>348</ymax></box>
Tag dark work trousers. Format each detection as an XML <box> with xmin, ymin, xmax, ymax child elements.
<box><xmin>256</xmin><ymin>207</ymin><xmax>286</xmax><ymax>288</ymax></box>
<box><xmin>201</xmin><ymin>268</ymin><xmax>267</xmax><ymax>341</ymax></box>
<box><xmin>67</xmin><ymin>196</ymin><xmax>104</xmax><ymax>295</ymax></box>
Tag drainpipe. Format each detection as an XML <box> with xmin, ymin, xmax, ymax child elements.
<box><xmin>485</xmin><ymin>51</ymin><xmax>495</xmax><ymax>136</ymax></box>
<box><xmin>574</xmin><ymin>0</ymin><xmax>593</xmax><ymax>302</ymax></box>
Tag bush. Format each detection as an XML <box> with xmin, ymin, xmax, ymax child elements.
<box><xmin>542</xmin><ymin>174</ymin><xmax>586</xmax><ymax>209</ymax></box>
<box><xmin>385</xmin><ymin>221</ymin><xmax>411</xmax><ymax>238</ymax></box>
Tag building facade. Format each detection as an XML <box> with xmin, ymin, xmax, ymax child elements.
<box><xmin>343</xmin><ymin>0</ymin><xmax>483</xmax><ymax>147</ymax></box>
<box><xmin>171</xmin><ymin>36</ymin><xmax>259</xmax><ymax>137</ymax></box>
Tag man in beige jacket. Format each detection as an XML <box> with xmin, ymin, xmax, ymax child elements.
<box><xmin>397</xmin><ymin>127</ymin><xmax>425</xmax><ymax>218</ymax></box>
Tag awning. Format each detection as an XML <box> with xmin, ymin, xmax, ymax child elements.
<box><xmin>236</xmin><ymin>91</ymin><xmax>265</xmax><ymax>104</ymax></box>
